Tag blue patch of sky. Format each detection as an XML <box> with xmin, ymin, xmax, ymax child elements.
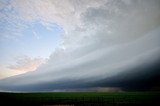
<box><xmin>0</xmin><ymin>21</ymin><xmax>63</xmax><ymax>65</ymax></box>
<box><xmin>19</xmin><ymin>21</ymin><xmax>64</xmax><ymax>58</ymax></box>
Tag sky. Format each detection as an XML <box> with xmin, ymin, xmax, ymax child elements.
<box><xmin>0</xmin><ymin>0</ymin><xmax>160</xmax><ymax>92</ymax></box>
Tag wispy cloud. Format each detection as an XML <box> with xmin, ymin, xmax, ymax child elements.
<box><xmin>8</xmin><ymin>56</ymin><xmax>46</xmax><ymax>73</ymax></box>
<box><xmin>0</xmin><ymin>56</ymin><xmax>45</xmax><ymax>80</ymax></box>
<box><xmin>0</xmin><ymin>0</ymin><xmax>107</xmax><ymax>40</ymax></box>
<box><xmin>33</xmin><ymin>31</ymin><xmax>40</xmax><ymax>40</ymax></box>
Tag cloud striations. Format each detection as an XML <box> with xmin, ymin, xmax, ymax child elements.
<box><xmin>0</xmin><ymin>0</ymin><xmax>160</xmax><ymax>91</ymax></box>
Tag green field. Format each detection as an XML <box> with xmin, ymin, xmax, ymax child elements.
<box><xmin>0</xmin><ymin>92</ymin><xmax>159</xmax><ymax>106</ymax></box>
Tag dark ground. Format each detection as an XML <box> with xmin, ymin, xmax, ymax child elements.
<box><xmin>0</xmin><ymin>92</ymin><xmax>160</xmax><ymax>106</ymax></box>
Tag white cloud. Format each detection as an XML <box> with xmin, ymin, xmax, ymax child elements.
<box><xmin>0</xmin><ymin>0</ymin><xmax>160</xmax><ymax>90</ymax></box>
<box><xmin>0</xmin><ymin>0</ymin><xmax>108</xmax><ymax>37</ymax></box>
<box><xmin>0</xmin><ymin>56</ymin><xmax>46</xmax><ymax>79</ymax></box>
<box><xmin>33</xmin><ymin>31</ymin><xmax>40</xmax><ymax>40</ymax></box>
<box><xmin>8</xmin><ymin>56</ymin><xmax>46</xmax><ymax>72</ymax></box>
<box><xmin>10</xmin><ymin>0</ymin><xmax>92</xmax><ymax>27</ymax></box>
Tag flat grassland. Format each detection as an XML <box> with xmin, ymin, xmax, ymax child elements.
<box><xmin>0</xmin><ymin>92</ymin><xmax>159</xmax><ymax>106</ymax></box>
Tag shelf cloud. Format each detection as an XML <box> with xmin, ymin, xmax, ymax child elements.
<box><xmin>0</xmin><ymin>0</ymin><xmax>160</xmax><ymax>91</ymax></box>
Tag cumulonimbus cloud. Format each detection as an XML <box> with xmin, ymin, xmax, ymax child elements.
<box><xmin>0</xmin><ymin>0</ymin><xmax>160</xmax><ymax>91</ymax></box>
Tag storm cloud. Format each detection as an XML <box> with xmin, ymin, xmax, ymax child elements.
<box><xmin>0</xmin><ymin>0</ymin><xmax>160</xmax><ymax>91</ymax></box>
